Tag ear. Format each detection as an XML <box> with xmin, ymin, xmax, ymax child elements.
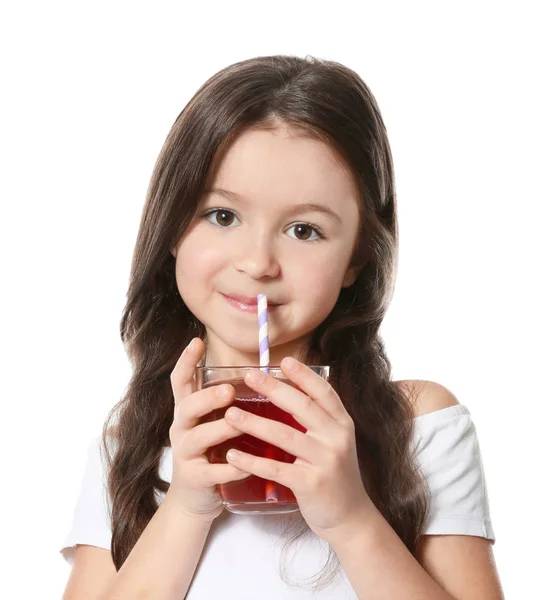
<box><xmin>342</xmin><ymin>264</ymin><xmax>363</xmax><ymax>288</ymax></box>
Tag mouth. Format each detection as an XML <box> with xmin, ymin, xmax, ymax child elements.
<box><xmin>221</xmin><ymin>293</ymin><xmax>281</xmax><ymax>313</ymax></box>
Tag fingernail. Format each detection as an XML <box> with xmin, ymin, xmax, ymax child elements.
<box><xmin>226</xmin><ymin>407</ymin><xmax>243</xmax><ymax>421</ymax></box>
<box><xmin>187</xmin><ymin>338</ymin><xmax>196</xmax><ymax>353</ymax></box>
<box><xmin>282</xmin><ymin>357</ymin><xmax>298</xmax><ymax>372</ymax></box>
<box><xmin>227</xmin><ymin>449</ymin><xmax>240</xmax><ymax>461</ymax></box>
<box><xmin>245</xmin><ymin>369</ymin><xmax>264</xmax><ymax>384</ymax></box>
<box><xmin>216</xmin><ymin>384</ymin><xmax>230</xmax><ymax>398</ymax></box>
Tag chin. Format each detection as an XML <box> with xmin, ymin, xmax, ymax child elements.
<box><xmin>212</xmin><ymin>330</ymin><xmax>265</xmax><ymax>356</ymax></box>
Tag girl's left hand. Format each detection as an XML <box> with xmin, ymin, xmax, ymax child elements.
<box><xmin>223</xmin><ymin>356</ymin><xmax>375</xmax><ymax>544</ymax></box>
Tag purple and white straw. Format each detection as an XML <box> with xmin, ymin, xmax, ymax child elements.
<box><xmin>257</xmin><ymin>293</ymin><xmax>278</xmax><ymax>502</ymax></box>
<box><xmin>257</xmin><ymin>294</ymin><xmax>270</xmax><ymax>375</ymax></box>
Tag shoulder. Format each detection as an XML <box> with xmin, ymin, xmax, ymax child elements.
<box><xmin>393</xmin><ymin>379</ymin><xmax>460</xmax><ymax>418</ymax></box>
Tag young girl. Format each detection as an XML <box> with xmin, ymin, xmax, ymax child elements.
<box><xmin>60</xmin><ymin>55</ymin><xmax>503</xmax><ymax>599</ymax></box>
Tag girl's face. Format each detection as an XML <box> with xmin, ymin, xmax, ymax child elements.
<box><xmin>171</xmin><ymin>125</ymin><xmax>362</xmax><ymax>366</ymax></box>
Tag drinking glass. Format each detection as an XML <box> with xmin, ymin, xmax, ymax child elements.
<box><xmin>197</xmin><ymin>365</ymin><xmax>330</xmax><ymax>515</ymax></box>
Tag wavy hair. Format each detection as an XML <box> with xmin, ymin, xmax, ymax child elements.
<box><xmin>101</xmin><ymin>54</ymin><xmax>430</xmax><ymax>592</ymax></box>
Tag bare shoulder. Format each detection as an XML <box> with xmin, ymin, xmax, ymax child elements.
<box><xmin>392</xmin><ymin>381</ymin><xmax>504</xmax><ymax>597</ymax></box>
<box><xmin>393</xmin><ymin>379</ymin><xmax>459</xmax><ymax>418</ymax></box>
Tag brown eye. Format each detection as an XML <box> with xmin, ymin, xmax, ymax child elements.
<box><xmin>215</xmin><ymin>210</ymin><xmax>234</xmax><ymax>226</ymax></box>
<box><xmin>286</xmin><ymin>223</ymin><xmax>322</xmax><ymax>242</ymax></box>
<box><xmin>294</xmin><ymin>224</ymin><xmax>313</xmax><ymax>240</ymax></box>
<box><xmin>203</xmin><ymin>209</ymin><xmax>238</xmax><ymax>227</ymax></box>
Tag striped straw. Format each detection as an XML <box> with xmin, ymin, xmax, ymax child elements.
<box><xmin>257</xmin><ymin>294</ymin><xmax>270</xmax><ymax>376</ymax></box>
<box><xmin>257</xmin><ymin>294</ymin><xmax>278</xmax><ymax>503</ymax></box>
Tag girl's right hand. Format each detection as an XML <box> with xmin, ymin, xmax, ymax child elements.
<box><xmin>166</xmin><ymin>337</ymin><xmax>250</xmax><ymax>523</ymax></box>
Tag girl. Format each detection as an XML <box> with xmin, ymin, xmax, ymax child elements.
<box><xmin>60</xmin><ymin>55</ymin><xmax>503</xmax><ymax>599</ymax></box>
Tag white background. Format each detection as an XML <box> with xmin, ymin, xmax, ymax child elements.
<box><xmin>1</xmin><ymin>1</ymin><xmax>549</xmax><ymax>598</ymax></box>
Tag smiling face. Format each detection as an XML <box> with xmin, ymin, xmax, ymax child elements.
<box><xmin>171</xmin><ymin>124</ymin><xmax>362</xmax><ymax>366</ymax></box>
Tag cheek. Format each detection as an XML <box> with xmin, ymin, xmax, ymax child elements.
<box><xmin>289</xmin><ymin>256</ymin><xmax>345</xmax><ymax>308</ymax></box>
<box><xmin>174</xmin><ymin>232</ymin><xmax>224</xmax><ymax>298</ymax></box>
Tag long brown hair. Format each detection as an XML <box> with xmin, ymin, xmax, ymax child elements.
<box><xmin>102</xmin><ymin>54</ymin><xmax>430</xmax><ymax>591</ymax></box>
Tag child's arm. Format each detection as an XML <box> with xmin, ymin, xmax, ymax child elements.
<box><xmin>331</xmin><ymin>504</ymin><xmax>502</xmax><ymax>600</ymax></box>
<box><xmin>98</xmin><ymin>491</ymin><xmax>213</xmax><ymax>600</ymax></box>
<box><xmin>327</xmin><ymin>382</ymin><xmax>504</xmax><ymax>600</ymax></box>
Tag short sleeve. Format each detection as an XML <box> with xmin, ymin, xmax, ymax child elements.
<box><xmin>412</xmin><ymin>404</ymin><xmax>496</xmax><ymax>543</ymax></box>
<box><xmin>59</xmin><ymin>435</ymin><xmax>113</xmax><ymax>565</ymax></box>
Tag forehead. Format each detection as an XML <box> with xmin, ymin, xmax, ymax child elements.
<box><xmin>210</xmin><ymin>127</ymin><xmax>360</xmax><ymax>211</ymax></box>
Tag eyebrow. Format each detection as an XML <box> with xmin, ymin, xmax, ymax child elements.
<box><xmin>206</xmin><ymin>188</ymin><xmax>342</xmax><ymax>224</ymax></box>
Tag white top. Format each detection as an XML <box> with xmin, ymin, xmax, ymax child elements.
<box><xmin>59</xmin><ymin>404</ymin><xmax>495</xmax><ymax>599</ymax></box>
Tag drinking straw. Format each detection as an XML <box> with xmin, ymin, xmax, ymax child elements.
<box><xmin>257</xmin><ymin>294</ymin><xmax>278</xmax><ymax>503</ymax></box>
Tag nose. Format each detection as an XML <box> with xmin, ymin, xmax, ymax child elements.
<box><xmin>234</xmin><ymin>233</ymin><xmax>280</xmax><ymax>279</ymax></box>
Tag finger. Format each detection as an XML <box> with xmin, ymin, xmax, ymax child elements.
<box><xmin>170</xmin><ymin>337</ymin><xmax>205</xmax><ymax>402</ymax></box>
<box><xmin>243</xmin><ymin>367</ymin><xmax>340</xmax><ymax>434</ymax></box>
<box><xmin>203</xmin><ymin>463</ymin><xmax>251</xmax><ymax>486</ymax></box>
<box><xmin>173</xmin><ymin>383</ymin><xmax>234</xmax><ymax>432</ymax></box>
<box><xmin>280</xmin><ymin>359</ymin><xmax>350</xmax><ymax>425</ymax></box>
<box><xmin>180</xmin><ymin>418</ymin><xmax>244</xmax><ymax>460</ymax></box>
<box><xmin>225</xmin><ymin>448</ymin><xmax>299</xmax><ymax>489</ymax></box>
<box><xmin>223</xmin><ymin>408</ymin><xmax>322</xmax><ymax>464</ymax></box>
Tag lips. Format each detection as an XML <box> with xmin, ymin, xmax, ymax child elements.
<box><xmin>222</xmin><ymin>293</ymin><xmax>280</xmax><ymax>306</ymax></box>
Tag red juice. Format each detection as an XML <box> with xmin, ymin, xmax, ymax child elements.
<box><xmin>201</xmin><ymin>378</ymin><xmax>306</xmax><ymax>514</ymax></box>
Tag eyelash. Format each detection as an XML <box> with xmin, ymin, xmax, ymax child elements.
<box><xmin>201</xmin><ymin>208</ymin><xmax>326</xmax><ymax>243</ymax></box>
